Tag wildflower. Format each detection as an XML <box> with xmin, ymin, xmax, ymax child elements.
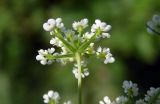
<box><xmin>122</xmin><ymin>80</ymin><xmax>139</xmax><ymax>97</ymax></box>
<box><xmin>37</xmin><ymin>18</ymin><xmax>114</xmax><ymax>80</ymax></box>
<box><xmin>36</xmin><ymin>48</ymin><xmax>55</xmax><ymax>65</ymax></box>
<box><xmin>50</xmin><ymin>37</ymin><xmax>63</xmax><ymax>47</ymax></box>
<box><xmin>96</xmin><ymin>47</ymin><xmax>115</xmax><ymax>64</ymax></box>
<box><xmin>43</xmin><ymin>90</ymin><xmax>60</xmax><ymax>104</ymax></box>
<box><xmin>144</xmin><ymin>87</ymin><xmax>160</xmax><ymax>102</ymax></box>
<box><xmin>136</xmin><ymin>99</ymin><xmax>146</xmax><ymax>104</ymax></box>
<box><xmin>99</xmin><ymin>96</ymin><xmax>112</xmax><ymax>104</ymax></box>
<box><xmin>72</xmin><ymin>18</ymin><xmax>88</xmax><ymax>31</ymax></box>
<box><xmin>72</xmin><ymin>61</ymin><xmax>89</xmax><ymax>79</ymax></box>
<box><xmin>85</xmin><ymin>43</ymin><xmax>95</xmax><ymax>54</ymax></box>
<box><xmin>43</xmin><ymin>18</ymin><xmax>64</xmax><ymax>32</ymax></box>
<box><xmin>91</xmin><ymin>19</ymin><xmax>111</xmax><ymax>38</ymax></box>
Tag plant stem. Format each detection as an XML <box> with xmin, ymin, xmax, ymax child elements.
<box><xmin>75</xmin><ymin>52</ymin><xmax>82</xmax><ymax>104</ymax></box>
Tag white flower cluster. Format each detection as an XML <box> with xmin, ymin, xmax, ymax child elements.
<box><xmin>122</xmin><ymin>80</ymin><xmax>139</xmax><ymax>97</ymax></box>
<box><xmin>36</xmin><ymin>48</ymin><xmax>55</xmax><ymax>65</ymax></box>
<box><xmin>43</xmin><ymin>18</ymin><xmax>64</xmax><ymax>32</ymax></box>
<box><xmin>72</xmin><ymin>18</ymin><xmax>88</xmax><ymax>31</ymax></box>
<box><xmin>99</xmin><ymin>81</ymin><xmax>160</xmax><ymax>104</ymax></box>
<box><xmin>144</xmin><ymin>87</ymin><xmax>160</xmax><ymax>102</ymax></box>
<box><xmin>96</xmin><ymin>47</ymin><xmax>115</xmax><ymax>64</ymax></box>
<box><xmin>37</xmin><ymin>18</ymin><xmax>114</xmax><ymax>80</ymax></box>
<box><xmin>43</xmin><ymin>90</ymin><xmax>60</xmax><ymax>104</ymax></box>
<box><xmin>136</xmin><ymin>99</ymin><xmax>146</xmax><ymax>104</ymax></box>
<box><xmin>50</xmin><ymin>37</ymin><xmax>63</xmax><ymax>47</ymax></box>
<box><xmin>91</xmin><ymin>19</ymin><xmax>111</xmax><ymax>38</ymax></box>
<box><xmin>99</xmin><ymin>96</ymin><xmax>128</xmax><ymax>104</ymax></box>
<box><xmin>72</xmin><ymin>61</ymin><xmax>89</xmax><ymax>79</ymax></box>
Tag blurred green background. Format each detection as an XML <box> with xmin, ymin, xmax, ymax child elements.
<box><xmin>1</xmin><ymin>0</ymin><xmax>160</xmax><ymax>104</ymax></box>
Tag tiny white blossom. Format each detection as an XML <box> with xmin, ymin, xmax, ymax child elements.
<box><xmin>83</xmin><ymin>32</ymin><xmax>94</xmax><ymax>40</ymax></box>
<box><xmin>144</xmin><ymin>87</ymin><xmax>160</xmax><ymax>102</ymax></box>
<box><xmin>50</xmin><ymin>37</ymin><xmax>63</xmax><ymax>47</ymax></box>
<box><xmin>72</xmin><ymin>67</ymin><xmax>89</xmax><ymax>79</ymax></box>
<box><xmin>85</xmin><ymin>43</ymin><xmax>95</xmax><ymax>54</ymax></box>
<box><xmin>43</xmin><ymin>90</ymin><xmax>60</xmax><ymax>104</ymax></box>
<box><xmin>36</xmin><ymin>48</ymin><xmax>55</xmax><ymax>65</ymax></box>
<box><xmin>91</xmin><ymin>19</ymin><xmax>111</xmax><ymax>38</ymax></box>
<box><xmin>113</xmin><ymin>96</ymin><xmax>128</xmax><ymax>104</ymax></box>
<box><xmin>96</xmin><ymin>47</ymin><xmax>115</xmax><ymax>64</ymax></box>
<box><xmin>136</xmin><ymin>99</ymin><xmax>146</xmax><ymax>104</ymax></box>
<box><xmin>43</xmin><ymin>19</ymin><xmax>56</xmax><ymax>31</ymax></box>
<box><xmin>43</xmin><ymin>18</ymin><xmax>64</xmax><ymax>32</ymax></box>
<box><xmin>72</xmin><ymin>18</ymin><xmax>88</xmax><ymax>30</ymax></box>
<box><xmin>122</xmin><ymin>80</ymin><xmax>139</xmax><ymax>97</ymax></box>
<box><xmin>99</xmin><ymin>96</ymin><xmax>111</xmax><ymax>104</ymax></box>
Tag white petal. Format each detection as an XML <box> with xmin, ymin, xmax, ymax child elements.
<box><xmin>48</xmin><ymin>90</ymin><xmax>54</xmax><ymax>98</ymax></box>
<box><xmin>40</xmin><ymin>60</ymin><xmax>47</xmax><ymax>65</ymax></box>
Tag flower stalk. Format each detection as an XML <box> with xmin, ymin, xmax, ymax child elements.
<box><xmin>75</xmin><ymin>52</ymin><xmax>82</xmax><ymax>104</ymax></box>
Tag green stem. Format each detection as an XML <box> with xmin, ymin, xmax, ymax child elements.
<box><xmin>75</xmin><ymin>52</ymin><xmax>82</xmax><ymax>104</ymax></box>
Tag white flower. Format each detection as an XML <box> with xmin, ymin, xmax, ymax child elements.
<box><xmin>43</xmin><ymin>18</ymin><xmax>64</xmax><ymax>32</ymax></box>
<box><xmin>102</xmin><ymin>33</ymin><xmax>110</xmax><ymax>38</ymax></box>
<box><xmin>91</xmin><ymin>19</ymin><xmax>111</xmax><ymax>38</ymax></box>
<box><xmin>122</xmin><ymin>80</ymin><xmax>139</xmax><ymax>97</ymax></box>
<box><xmin>43</xmin><ymin>90</ymin><xmax>60</xmax><ymax>104</ymax></box>
<box><xmin>64</xmin><ymin>101</ymin><xmax>71</xmax><ymax>104</ymax></box>
<box><xmin>99</xmin><ymin>96</ymin><xmax>111</xmax><ymax>104</ymax></box>
<box><xmin>136</xmin><ymin>99</ymin><xmax>146</xmax><ymax>104</ymax></box>
<box><xmin>144</xmin><ymin>87</ymin><xmax>160</xmax><ymax>102</ymax></box>
<box><xmin>43</xmin><ymin>19</ymin><xmax>56</xmax><ymax>31</ymax></box>
<box><xmin>72</xmin><ymin>18</ymin><xmax>88</xmax><ymax>30</ymax></box>
<box><xmin>113</xmin><ymin>96</ymin><xmax>128</xmax><ymax>104</ymax></box>
<box><xmin>85</xmin><ymin>43</ymin><xmax>95</xmax><ymax>54</ymax></box>
<box><xmin>82</xmin><ymin>32</ymin><xmax>94</xmax><ymax>41</ymax></box>
<box><xmin>36</xmin><ymin>48</ymin><xmax>55</xmax><ymax>65</ymax></box>
<box><xmin>91</xmin><ymin>19</ymin><xmax>111</xmax><ymax>32</ymax></box>
<box><xmin>96</xmin><ymin>47</ymin><xmax>115</xmax><ymax>64</ymax></box>
<box><xmin>50</xmin><ymin>37</ymin><xmax>63</xmax><ymax>47</ymax></box>
<box><xmin>72</xmin><ymin>67</ymin><xmax>89</xmax><ymax>79</ymax></box>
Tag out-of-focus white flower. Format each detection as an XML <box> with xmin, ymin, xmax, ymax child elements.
<box><xmin>122</xmin><ymin>80</ymin><xmax>139</xmax><ymax>97</ymax></box>
<box><xmin>136</xmin><ymin>99</ymin><xmax>146</xmax><ymax>104</ymax></box>
<box><xmin>36</xmin><ymin>48</ymin><xmax>55</xmax><ymax>65</ymax></box>
<box><xmin>72</xmin><ymin>67</ymin><xmax>89</xmax><ymax>79</ymax></box>
<box><xmin>91</xmin><ymin>19</ymin><xmax>111</xmax><ymax>38</ymax></box>
<box><xmin>43</xmin><ymin>90</ymin><xmax>60</xmax><ymax>104</ymax></box>
<box><xmin>64</xmin><ymin>101</ymin><xmax>71</xmax><ymax>104</ymax></box>
<box><xmin>144</xmin><ymin>87</ymin><xmax>160</xmax><ymax>102</ymax></box>
<box><xmin>43</xmin><ymin>18</ymin><xmax>64</xmax><ymax>32</ymax></box>
<box><xmin>72</xmin><ymin>18</ymin><xmax>88</xmax><ymax>30</ymax></box>
<box><xmin>96</xmin><ymin>47</ymin><xmax>115</xmax><ymax>64</ymax></box>
<box><xmin>113</xmin><ymin>96</ymin><xmax>128</xmax><ymax>104</ymax></box>
<box><xmin>99</xmin><ymin>96</ymin><xmax>112</xmax><ymax>104</ymax></box>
